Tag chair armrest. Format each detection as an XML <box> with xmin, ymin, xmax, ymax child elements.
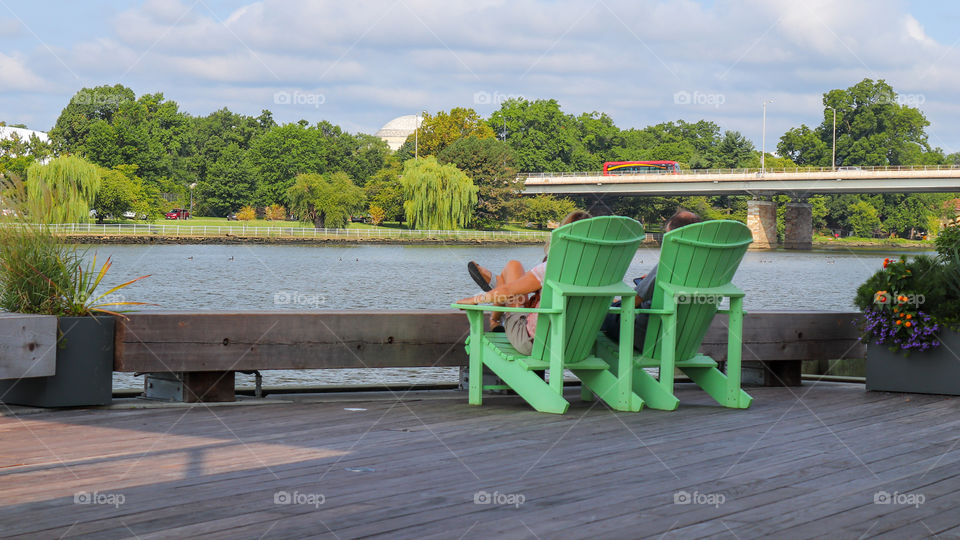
<box><xmin>451</xmin><ymin>303</ymin><xmax>564</xmax><ymax>314</ymax></box>
<box><xmin>545</xmin><ymin>280</ymin><xmax>637</xmax><ymax>297</ymax></box>
<box><xmin>658</xmin><ymin>282</ymin><xmax>746</xmax><ymax>298</ymax></box>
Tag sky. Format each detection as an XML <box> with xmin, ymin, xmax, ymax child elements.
<box><xmin>2</xmin><ymin>0</ymin><xmax>960</xmax><ymax>154</ymax></box>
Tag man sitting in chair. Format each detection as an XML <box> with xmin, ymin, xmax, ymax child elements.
<box><xmin>601</xmin><ymin>208</ymin><xmax>702</xmax><ymax>349</ymax></box>
<box><xmin>457</xmin><ymin>211</ymin><xmax>591</xmax><ymax>355</ymax></box>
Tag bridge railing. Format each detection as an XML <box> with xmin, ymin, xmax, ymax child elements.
<box><xmin>520</xmin><ymin>163</ymin><xmax>960</xmax><ymax>179</ymax></box>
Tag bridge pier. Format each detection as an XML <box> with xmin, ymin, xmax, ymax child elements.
<box><xmin>784</xmin><ymin>202</ymin><xmax>813</xmax><ymax>250</ymax></box>
<box><xmin>747</xmin><ymin>200</ymin><xmax>777</xmax><ymax>249</ymax></box>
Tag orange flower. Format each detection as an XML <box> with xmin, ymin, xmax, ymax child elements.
<box><xmin>896</xmin><ymin>320</ymin><xmax>903</xmax><ymax>325</ymax></box>
<box><xmin>906</xmin><ymin>314</ymin><xmax>913</xmax><ymax>320</ymax></box>
<box><xmin>905</xmin><ymin>321</ymin><xmax>912</xmax><ymax>328</ymax></box>
<box><xmin>899</xmin><ymin>312</ymin><xmax>905</xmax><ymax>318</ymax></box>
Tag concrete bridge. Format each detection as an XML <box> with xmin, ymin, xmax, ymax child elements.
<box><xmin>522</xmin><ymin>165</ymin><xmax>960</xmax><ymax>249</ymax></box>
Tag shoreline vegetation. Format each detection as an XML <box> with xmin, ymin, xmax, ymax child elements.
<box><xmin>50</xmin><ymin>226</ymin><xmax>933</xmax><ymax>249</ymax></box>
<box><xmin>56</xmin><ymin>234</ymin><xmax>553</xmax><ymax>246</ymax></box>
<box><xmin>3</xmin><ymin>80</ymin><xmax>955</xmax><ymax>252</ymax></box>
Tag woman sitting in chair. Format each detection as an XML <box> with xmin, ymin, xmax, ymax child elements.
<box><xmin>456</xmin><ymin>211</ymin><xmax>591</xmax><ymax>355</ymax></box>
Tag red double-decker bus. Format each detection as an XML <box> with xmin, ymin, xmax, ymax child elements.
<box><xmin>602</xmin><ymin>161</ymin><xmax>681</xmax><ymax>175</ymax></box>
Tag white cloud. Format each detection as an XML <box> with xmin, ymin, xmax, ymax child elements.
<box><xmin>904</xmin><ymin>15</ymin><xmax>937</xmax><ymax>48</ymax></box>
<box><xmin>0</xmin><ymin>52</ymin><xmax>45</xmax><ymax>91</ymax></box>
<box><xmin>0</xmin><ymin>0</ymin><xmax>959</xmax><ymax>150</ymax></box>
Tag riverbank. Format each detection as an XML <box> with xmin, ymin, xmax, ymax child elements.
<box><xmin>60</xmin><ymin>231</ymin><xmax>923</xmax><ymax>250</ymax></box>
<box><xmin>57</xmin><ymin>233</ymin><xmax>563</xmax><ymax>246</ymax></box>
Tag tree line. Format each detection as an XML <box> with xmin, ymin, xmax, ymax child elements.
<box><xmin>1</xmin><ymin>78</ymin><xmax>957</xmax><ymax>236</ymax></box>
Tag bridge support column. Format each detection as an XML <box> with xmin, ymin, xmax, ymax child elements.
<box><xmin>747</xmin><ymin>199</ymin><xmax>777</xmax><ymax>248</ymax></box>
<box><xmin>784</xmin><ymin>202</ymin><xmax>813</xmax><ymax>250</ymax></box>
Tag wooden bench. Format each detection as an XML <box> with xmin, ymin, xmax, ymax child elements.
<box><xmin>114</xmin><ymin>311</ymin><xmax>865</xmax><ymax>402</ymax></box>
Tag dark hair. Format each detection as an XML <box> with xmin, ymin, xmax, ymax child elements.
<box><xmin>560</xmin><ymin>210</ymin><xmax>592</xmax><ymax>226</ymax></box>
<box><xmin>665</xmin><ymin>208</ymin><xmax>702</xmax><ymax>232</ymax></box>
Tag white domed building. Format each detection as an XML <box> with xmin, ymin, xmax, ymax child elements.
<box><xmin>0</xmin><ymin>126</ymin><xmax>49</xmax><ymax>145</ymax></box>
<box><xmin>375</xmin><ymin>115</ymin><xmax>422</xmax><ymax>151</ymax></box>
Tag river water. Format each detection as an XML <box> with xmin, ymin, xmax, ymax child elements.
<box><xmin>85</xmin><ymin>243</ymin><xmax>918</xmax><ymax>391</ymax></box>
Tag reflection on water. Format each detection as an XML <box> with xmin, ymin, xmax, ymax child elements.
<box><xmin>91</xmin><ymin>243</ymin><xmax>912</xmax><ymax>390</ymax></box>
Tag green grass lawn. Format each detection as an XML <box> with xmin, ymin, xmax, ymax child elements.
<box><xmin>153</xmin><ymin>217</ymin><xmax>311</xmax><ymax>228</ymax></box>
<box><xmin>813</xmin><ymin>234</ymin><xmax>933</xmax><ymax>246</ymax></box>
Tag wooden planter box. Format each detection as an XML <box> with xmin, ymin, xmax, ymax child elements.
<box><xmin>866</xmin><ymin>329</ymin><xmax>960</xmax><ymax>396</ymax></box>
<box><xmin>0</xmin><ymin>316</ymin><xmax>114</xmax><ymax>407</ymax></box>
<box><xmin>0</xmin><ymin>314</ymin><xmax>57</xmax><ymax>380</ymax></box>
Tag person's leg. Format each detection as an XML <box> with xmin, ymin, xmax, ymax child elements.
<box><xmin>502</xmin><ymin>312</ymin><xmax>535</xmax><ymax>355</ymax></box>
<box><xmin>475</xmin><ymin>260</ymin><xmax>527</xmax><ymax>326</ymax></box>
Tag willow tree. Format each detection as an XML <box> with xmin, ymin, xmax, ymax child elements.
<box><xmin>286</xmin><ymin>171</ymin><xmax>365</xmax><ymax>229</ymax></box>
<box><xmin>401</xmin><ymin>156</ymin><xmax>478</xmax><ymax>230</ymax></box>
<box><xmin>26</xmin><ymin>155</ymin><xmax>101</xmax><ymax>223</ymax></box>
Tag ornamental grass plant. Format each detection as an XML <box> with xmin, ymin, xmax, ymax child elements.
<box><xmin>855</xmin><ymin>221</ymin><xmax>960</xmax><ymax>352</ymax></box>
<box><xmin>0</xmin><ymin>172</ymin><xmax>149</xmax><ymax>316</ymax></box>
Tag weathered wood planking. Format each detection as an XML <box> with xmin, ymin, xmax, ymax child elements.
<box><xmin>0</xmin><ymin>385</ymin><xmax>957</xmax><ymax>538</ymax></box>
<box><xmin>114</xmin><ymin>311</ymin><xmax>472</xmax><ymax>372</ymax></box>
<box><xmin>115</xmin><ymin>310</ymin><xmax>864</xmax><ymax>373</ymax></box>
<box><xmin>0</xmin><ymin>313</ymin><xmax>57</xmax><ymax>379</ymax></box>
<box><xmin>701</xmin><ymin>311</ymin><xmax>865</xmax><ymax>363</ymax></box>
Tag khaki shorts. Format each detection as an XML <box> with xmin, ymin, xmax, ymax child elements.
<box><xmin>502</xmin><ymin>312</ymin><xmax>534</xmax><ymax>356</ymax></box>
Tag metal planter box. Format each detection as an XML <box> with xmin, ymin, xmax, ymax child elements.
<box><xmin>0</xmin><ymin>316</ymin><xmax>114</xmax><ymax>407</ymax></box>
<box><xmin>866</xmin><ymin>330</ymin><xmax>960</xmax><ymax>396</ymax></box>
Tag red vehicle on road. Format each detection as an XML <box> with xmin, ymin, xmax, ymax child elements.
<box><xmin>165</xmin><ymin>208</ymin><xmax>191</xmax><ymax>220</ymax></box>
<box><xmin>602</xmin><ymin>161</ymin><xmax>681</xmax><ymax>175</ymax></box>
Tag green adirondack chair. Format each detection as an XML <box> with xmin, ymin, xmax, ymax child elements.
<box><xmin>452</xmin><ymin>216</ymin><xmax>646</xmax><ymax>414</ymax></box>
<box><xmin>596</xmin><ymin>220</ymin><xmax>754</xmax><ymax>410</ymax></box>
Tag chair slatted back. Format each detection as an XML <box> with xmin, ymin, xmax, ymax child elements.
<box><xmin>642</xmin><ymin>220</ymin><xmax>752</xmax><ymax>362</ymax></box>
<box><xmin>530</xmin><ymin>216</ymin><xmax>645</xmax><ymax>363</ymax></box>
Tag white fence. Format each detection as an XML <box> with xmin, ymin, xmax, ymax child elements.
<box><xmin>44</xmin><ymin>222</ymin><xmax>552</xmax><ymax>240</ymax></box>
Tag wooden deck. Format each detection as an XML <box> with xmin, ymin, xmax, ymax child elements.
<box><xmin>1</xmin><ymin>383</ymin><xmax>958</xmax><ymax>539</ymax></box>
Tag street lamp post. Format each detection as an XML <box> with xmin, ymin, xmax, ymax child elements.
<box><xmin>761</xmin><ymin>99</ymin><xmax>774</xmax><ymax>174</ymax></box>
<box><xmin>825</xmin><ymin>106</ymin><xmax>837</xmax><ymax>170</ymax></box>
<box><xmin>415</xmin><ymin>111</ymin><xmax>426</xmax><ymax>160</ymax></box>
<box><xmin>189</xmin><ymin>183</ymin><xmax>197</xmax><ymax>219</ymax></box>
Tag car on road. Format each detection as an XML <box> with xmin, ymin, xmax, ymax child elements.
<box><xmin>165</xmin><ymin>208</ymin><xmax>190</xmax><ymax>220</ymax></box>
